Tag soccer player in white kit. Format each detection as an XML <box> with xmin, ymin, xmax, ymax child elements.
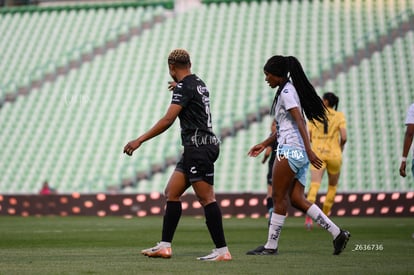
<box><xmin>247</xmin><ymin>55</ymin><xmax>350</xmax><ymax>256</ymax></box>
<box><xmin>399</xmin><ymin>103</ymin><xmax>414</xmax><ymax>178</ymax></box>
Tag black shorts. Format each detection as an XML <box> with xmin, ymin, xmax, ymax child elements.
<box><xmin>266</xmin><ymin>152</ymin><xmax>276</xmax><ymax>186</ymax></box>
<box><xmin>266</xmin><ymin>161</ymin><xmax>273</xmax><ymax>185</ymax></box>
<box><xmin>175</xmin><ymin>144</ymin><xmax>219</xmax><ymax>185</ymax></box>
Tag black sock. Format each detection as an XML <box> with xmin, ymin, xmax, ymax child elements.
<box><xmin>266</xmin><ymin>197</ymin><xmax>273</xmax><ymax>211</ymax></box>
<box><xmin>161</xmin><ymin>201</ymin><xmax>182</xmax><ymax>242</ymax></box>
<box><xmin>204</xmin><ymin>202</ymin><xmax>227</xmax><ymax>248</ymax></box>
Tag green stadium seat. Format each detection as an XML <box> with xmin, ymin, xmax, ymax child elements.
<box><xmin>0</xmin><ymin>1</ymin><xmax>413</xmax><ymax>194</ymax></box>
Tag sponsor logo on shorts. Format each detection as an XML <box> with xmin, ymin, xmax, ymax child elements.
<box><xmin>276</xmin><ymin>144</ymin><xmax>305</xmax><ymax>162</ymax></box>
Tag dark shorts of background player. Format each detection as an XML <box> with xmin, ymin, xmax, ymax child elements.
<box><xmin>266</xmin><ymin>150</ymin><xmax>276</xmax><ymax>186</ymax></box>
<box><xmin>266</xmin><ymin>163</ymin><xmax>273</xmax><ymax>186</ymax></box>
<box><xmin>411</xmin><ymin>159</ymin><xmax>414</xmax><ymax>178</ymax></box>
<box><xmin>175</xmin><ymin>144</ymin><xmax>219</xmax><ymax>186</ymax></box>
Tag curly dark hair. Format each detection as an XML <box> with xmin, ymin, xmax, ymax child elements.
<box><xmin>168</xmin><ymin>49</ymin><xmax>191</xmax><ymax>68</ymax></box>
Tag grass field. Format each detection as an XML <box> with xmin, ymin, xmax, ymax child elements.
<box><xmin>0</xmin><ymin>216</ymin><xmax>413</xmax><ymax>274</ymax></box>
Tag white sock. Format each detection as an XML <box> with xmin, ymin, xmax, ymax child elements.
<box><xmin>216</xmin><ymin>246</ymin><xmax>229</xmax><ymax>254</ymax></box>
<box><xmin>306</xmin><ymin>204</ymin><xmax>340</xmax><ymax>239</ymax></box>
<box><xmin>264</xmin><ymin>213</ymin><xmax>285</xmax><ymax>249</ymax></box>
<box><xmin>159</xmin><ymin>241</ymin><xmax>171</xmax><ymax>247</ymax></box>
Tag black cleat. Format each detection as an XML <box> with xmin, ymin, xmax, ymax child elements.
<box><xmin>333</xmin><ymin>229</ymin><xmax>351</xmax><ymax>255</ymax></box>
<box><xmin>246</xmin><ymin>245</ymin><xmax>278</xmax><ymax>255</ymax></box>
<box><xmin>246</xmin><ymin>245</ymin><xmax>265</xmax><ymax>255</ymax></box>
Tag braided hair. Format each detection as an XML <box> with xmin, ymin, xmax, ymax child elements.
<box><xmin>264</xmin><ymin>55</ymin><xmax>327</xmax><ymax>124</ymax></box>
<box><xmin>322</xmin><ymin>92</ymin><xmax>339</xmax><ymax>134</ymax></box>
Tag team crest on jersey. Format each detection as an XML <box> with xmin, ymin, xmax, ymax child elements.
<box><xmin>202</xmin><ymin>96</ymin><xmax>210</xmax><ymax>104</ymax></box>
<box><xmin>197</xmin><ymin>85</ymin><xmax>209</xmax><ymax>95</ymax></box>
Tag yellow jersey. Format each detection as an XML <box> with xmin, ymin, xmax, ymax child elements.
<box><xmin>308</xmin><ymin>107</ymin><xmax>346</xmax><ymax>159</ymax></box>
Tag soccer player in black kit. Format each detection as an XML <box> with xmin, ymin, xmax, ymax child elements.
<box><xmin>124</xmin><ymin>49</ymin><xmax>232</xmax><ymax>261</ymax></box>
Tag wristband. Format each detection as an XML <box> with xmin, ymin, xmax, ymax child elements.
<box><xmin>401</xmin><ymin>157</ymin><xmax>407</xmax><ymax>162</ymax></box>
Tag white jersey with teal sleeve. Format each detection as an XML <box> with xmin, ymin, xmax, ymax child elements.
<box><xmin>274</xmin><ymin>82</ymin><xmax>306</xmax><ymax>150</ymax></box>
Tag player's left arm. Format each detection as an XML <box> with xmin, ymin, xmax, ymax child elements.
<box><xmin>123</xmin><ymin>104</ymin><xmax>182</xmax><ymax>156</ymax></box>
<box><xmin>339</xmin><ymin>113</ymin><xmax>347</xmax><ymax>152</ymax></box>
<box><xmin>307</xmin><ymin>118</ymin><xmax>314</xmax><ymax>144</ymax></box>
<box><xmin>399</xmin><ymin>123</ymin><xmax>414</xmax><ymax>177</ymax></box>
<box><xmin>339</xmin><ymin>127</ymin><xmax>347</xmax><ymax>152</ymax></box>
<box><xmin>290</xmin><ymin>107</ymin><xmax>323</xmax><ymax>169</ymax></box>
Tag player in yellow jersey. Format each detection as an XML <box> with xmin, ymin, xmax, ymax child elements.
<box><xmin>305</xmin><ymin>92</ymin><xmax>347</xmax><ymax>230</ymax></box>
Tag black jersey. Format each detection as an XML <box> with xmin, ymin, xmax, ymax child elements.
<box><xmin>171</xmin><ymin>74</ymin><xmax>217</xmax><ymax>146</ymax></box>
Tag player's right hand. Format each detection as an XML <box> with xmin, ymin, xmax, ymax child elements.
<box><xmin>399</xmin><ymin>162</ymin><xmax>407</xmax><ymax>177</ymax></box>
<box><xmin>123</xmin><ymin>139</ymin><xmax>142</xmax><ymax>156</ymax></box>
<box><xmin>248</xmin><ymin>143</ymin><xmax>266</xmax><ymax>157</ymax></box>
<box><xmin>168</xmin><ymin>81</ymin><xmax>177</xmax><ymax>91</ymax></box>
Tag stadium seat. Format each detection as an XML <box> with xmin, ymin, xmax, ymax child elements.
<box><xmin>0</xmin><ymin>1</ymin><xmax>413</xmax><ymax>194</ymax></box>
